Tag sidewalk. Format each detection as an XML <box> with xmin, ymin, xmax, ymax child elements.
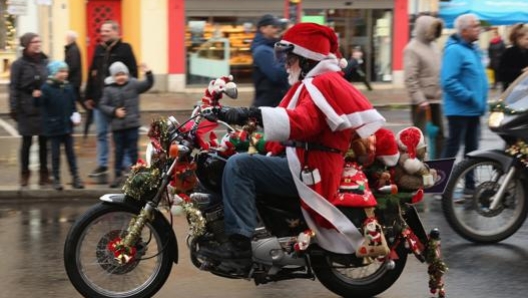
<box><xmin>0</xmin><ymin>83</ymin><xmax>414</xmax><ymax>200</ymax></box>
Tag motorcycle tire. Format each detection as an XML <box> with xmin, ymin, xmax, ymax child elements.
<box><xmin>310</xmin><ymin>245</ymin><xmax>407</xmax><ymax>298</ymax></box>
<box><xmin>64</xmin><ymin>202</ymin><xmax>174</xmax><ymax>298</ymax></box>
<box><xmin>442</xmin><ymin>158</ymin><xmax>528</xmax><ymax>243</ymax></box>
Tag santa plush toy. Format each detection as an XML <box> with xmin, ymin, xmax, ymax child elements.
<box><xmin>394</xmin><ymin>126</ymin><xmax>437</xmax><ymax>191</ymax></box>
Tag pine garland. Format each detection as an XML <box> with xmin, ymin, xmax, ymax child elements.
<box><xmin>505</xmin><ymin>140</ymin><xmax>528</xmax><ymax>167</ymax></box>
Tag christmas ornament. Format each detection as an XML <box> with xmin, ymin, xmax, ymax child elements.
<box><xmin>425</xmin><ymin>228</ymin><xmax>448</xmax><ymax>298</ymax></box>
<box><xmin>506</xmin><ymin>140</ymin><xmax>528</xmax><ymax>167</ymax></box>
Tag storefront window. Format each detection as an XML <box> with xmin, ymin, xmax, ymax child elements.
<box><xmin>312</xmin><ymin>8</ymin><xmax>393</xmax><ymax>83</ymax></box>
<box><xmin>186</xmin><ymin>17</ymin><xmax>256</xmax><ymax>85</ymax></box>
<box><xmin>0</xmin><ymin>0</ymin><xmax>17</xmax><ymax>78</ymax></box>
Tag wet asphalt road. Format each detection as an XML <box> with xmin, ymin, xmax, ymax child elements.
<box><xmin>1</xmin><ymin>109</ymin><xmax>527</xmax><ymax>297</ymax></box>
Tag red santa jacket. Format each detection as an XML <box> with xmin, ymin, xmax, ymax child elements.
<box><xmin>260</xmin><ymin>60</ymin><xmax>385</xmax><ymax>253</ymax></box>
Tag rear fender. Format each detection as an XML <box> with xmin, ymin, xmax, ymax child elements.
<box><xmin>465</xmin><ymin>149</ymin><xmax>516</xmax><ymax>172</ymax></box>
<box><xmin>99</xmin><ymin>194</ymin><xmax>179</xmax><ymax>264</ymax></box>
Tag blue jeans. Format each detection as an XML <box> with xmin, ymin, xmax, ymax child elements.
<box><xmin>94</xmin><ymin>108</ymin><xmax>109</xmax><ymax>168</ymax></box>
<box><xmin>94</xmin><ymin>108</ymin><xmax>132</xmax><ymax>169</ymax></box>
<box><xmin>112</xmin><ymin>128</ymin><xmax>139</xmax><ymax>177</ymax></box>
<box><xmin>441</xmin><ymin>116</ymin><xmax>481</xmax><ymax>188</ymax></box>
<box><xmin>222</xmin><ymin>153</ymin><xmax>299</xmax><ymax>238</ymax></box>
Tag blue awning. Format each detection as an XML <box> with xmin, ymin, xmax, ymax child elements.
<box><xmin>439</xmin><ymin>0</ymin><xmax>528</xmax><ymax>27</ymax></box>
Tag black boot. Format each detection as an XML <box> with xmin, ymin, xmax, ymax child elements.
<box><xmin>20</xmin><ymin>171</ymin><xmax>30</xmax><ymax>187</ymax></box>
<box><xmin>110</xmin><ymin>175</ymin><xmax>124</xmax><ymax>188</ymax></box>
<box><xmin>199</xmin><ymin>234</ymin><xmax>252</xmax><ymax>260</ymax></box>
<box><xmin>72</xmin><ymin>176</ymin><xmax>85</xmax><ymax>189</ymax></box>
<box><xmin>39</xmin><ymin>169</ymin><xmax>52</xmax><ymax>186</ymax></box>
<box><xmin>53</xmin><ymin>177</ymin><xmax>63</xmax><ymax>191</ymax></box>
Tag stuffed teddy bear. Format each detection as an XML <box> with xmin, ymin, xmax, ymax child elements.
<box><xmin>393</xmin><ymin>126</ymin><xmax>437</xmax><ymax>191</ymax></box>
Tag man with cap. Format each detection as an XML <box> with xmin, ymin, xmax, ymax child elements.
<box><xmin>250</xmin><ymin>14</ymin><xmax>289</xmax><ymax>107</ymax></box>
<box><xmin>199</xmin><ymin>23</ymin><xmax>386</xmax><ymax>261</ymax></box>
<box><xmin>9</xmin><ymin>32</ymin><xmax>51</xmax><ymax>187</ymax></box>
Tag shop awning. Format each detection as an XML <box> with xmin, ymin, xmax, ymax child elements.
<box><xmin>439</xmin><ymin>0</ymin><xmax>528</xmax><ymax>27</ymax></box>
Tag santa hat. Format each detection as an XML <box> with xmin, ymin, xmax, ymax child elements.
<box><xmin>374</xmin><ymin>128</ymin><xmax>400</xmax><ymax>167</ymax></box>
<box><xmin>280</xmin><ymin>22</ymin><xmax>348</xmax><ymax>69</ymax></box>
<box><xmin>396</xmin><ymin>127</ymin><xmax>427</xmax><ymax>174</ymax></box>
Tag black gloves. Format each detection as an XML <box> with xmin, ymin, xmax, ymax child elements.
<box><xmin>217</xmin><ymin>106</ymin><xmax>262</xmax><ymax>126</ymax></box>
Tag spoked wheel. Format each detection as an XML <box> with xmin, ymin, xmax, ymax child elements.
<box><xmin>64</xmin><ymin>203</ymin><xmax>174</xmax><ymax>298</ymax></box>
<box><xmin>311</xmin><ymin>245</ymin><xmax>407</xmax><ymax>298</ymax></box>
<box><xmin>442</xmin><ymin>158</ymin><xmax>528</xmax><ymax>243</ymax></box>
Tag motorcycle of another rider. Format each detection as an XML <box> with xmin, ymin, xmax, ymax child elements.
<box><xmin>63</xmin><ymin>76</ymin><xmax>447</xmax><ymax>298</ymax></box>
<box><xmin>442</xmin><ymin>72</ymin><xmax>528</xmax><ymax>243</ymax></box>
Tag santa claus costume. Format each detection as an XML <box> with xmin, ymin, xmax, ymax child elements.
<box><xmin>260</xmin><ymin>23</ymin><xmax>386</xmax><ymax>254</ymax></box>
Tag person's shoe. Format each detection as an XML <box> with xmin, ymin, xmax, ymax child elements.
<box><xmin>39</xmin><ymin>170</ymin><xmax>52</xmax><ymax>186</ymax></box>
<box><xmin>72</xmin><ymin>176</ymin><xmax>85</xmax><ymax>189</ymax></box>
<box><xmin>53</xmin><ymin>180</ymin><xmax>64</xmax><ymax>191</ymax></box>
<box><xmin>109</xmin><ymin>176</ymin><xmax>124</xmax><ymax>188</ymax></box>
<box><xmin>89</xmin><ymin>166</ymin><xmax>108</xmax><ymax>177</ymax></box>
<box><xmin>199</xmin><ymin>234</ymin><xmax>252</xmax><ymax>260</ymax></box>
<box><xmin>20</xmin><ymin>172</ymin><xmax>30</xmax><ymax>187</ymax></box>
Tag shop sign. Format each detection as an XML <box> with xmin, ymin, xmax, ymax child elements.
<box><xmin>6</xmin><ymin>0</ymin><xmax>28</xmax><ymax>15</ymax></box>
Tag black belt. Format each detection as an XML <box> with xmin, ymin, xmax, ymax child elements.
<box><xmin>282</xmin><ymin>141</ymin><xmax>342</xmax><ymax>154</ymax></box>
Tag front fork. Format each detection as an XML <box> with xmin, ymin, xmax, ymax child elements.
<box><xmin>489</xmin><ymin>166</ymin><xmax>517</xmax><ymax>210</ymax></box>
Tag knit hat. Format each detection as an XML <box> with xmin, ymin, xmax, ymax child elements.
<box><xmin>105</xmin><ymin>61</ymin><xmax>129</xmax><ymax>84</ymax></box>
<box><xmin>19</xmin><ymin>32</ymin><xmax>38</xmax><ymax>48</ymax></box>
<box><xmin>47</xmin><ymin>60</ymin><xmax>69</xmax><ymax>77</ymax></box>
<box><xmin>257</xmin><ymin>14</ymin><xmax>281</xmax><ymax>28</ymax></box>
<box><xmin>374</xmin><ymin>128</ymin><xmax>400</xmax><ymax>167</ymax></box>
<box><xmin>279</xmin><ymin>22</ymin><xmax>347</xmax><ymax>68</ymax></box>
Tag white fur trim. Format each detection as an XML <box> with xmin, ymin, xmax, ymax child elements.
<box><xmin>378</xmin><ymin>153</ymin><xmax>400</xmax><ymax>167</ymax></box>
<box><xmin>304</xmin><ymin>78</ymin><xmax>386</xmax><ymax>135</ymax></box>
<box><xmin>261</xmin><ymin>107</ymin><xmax>290</xmax><ymax>141</ymax></box>
<box><xmin>305</xmin><ymin>59</ymin><xmax>341</xmax><ymax>78</ymax></box>
<box><xmin>404</xmin><ymin>158</ymin><xmax>422</xmax><ymax>174</ymax></box>
<box><xmin>279</xmin><ymin>40</ymin><xmax>328</xmax><ymax>61</ymax></box>
<box><xmin>286</xmin><ymin>147</ymin><xmax>364</xmax><ymax>253</ymax></box>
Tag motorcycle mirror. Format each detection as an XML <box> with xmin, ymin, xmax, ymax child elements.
<box><xmin>223</xmin><ymin>82</ymin><xmax>238</xmax><ymax>99</ymax></box>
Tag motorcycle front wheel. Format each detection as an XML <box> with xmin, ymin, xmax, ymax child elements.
<box><xmin>442</xmin><ymin>158</ymin><xmax>528</xmax><ymax>243</ymax></box>
<box><xmin>311</xmin><ymin>245</ymin><xmax>407</xmax><ymax>298</ymax></box>
<box><xmin>64</xmin><ymin>202</ymin><xmax>174</xmax><ymax>298</ymax></box>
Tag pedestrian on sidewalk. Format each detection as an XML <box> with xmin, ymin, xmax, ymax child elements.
<box><xmin>343</xmin><ymin>46</ymin><xmax>373</xmax><ymax>91</ymax></box>
<box><xmin>35</xmin><ymin>61</ymin><xmax>84</xmax><ymax>191</ymax></box>
<box><xmin>487</xmin><ymin>28</ymin><xmax>506</xmax><ymax>90</ymax></box>
<box><xmin>498</xmin><ymin>23</ymin><xmax>528</xmax><ymax>91</ymax></box>
<box><xmin>440</xmin><ymin>14</ymin><xmax>488</xmax><ymax>193</ymax></box>
<box><xmin>250</xmin><ymin>14</ymin><xmax>289</xmax><ymax>107</ymax></box>
<box><xmin>403</xmin><ymin>15</ymin><xmax>445</xmax><ymax>159</ymax></box>
<box><xmin>64</xmin><ymin>30</ymin><xmax>83</xmax><ymax>108</ymax></box>
<box><xmin>99</xmin><ymin>62</ymin><xmax>154</xmax><ymax>188</ymax></box>
<box><xmin>84</xmin><ymin>20</ymin><xmax>138</xmax><ymax>180</ymax></box>
<box><xmin>8</xmin><ymin>32</ymin><xmax>51</xmax><ymax>187</ymax></box>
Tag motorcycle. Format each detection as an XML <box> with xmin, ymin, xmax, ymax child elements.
<box><xmin>64</xmin><ymin>77</ymin><xmax>447</xmax><ymax>298</ymax></box>
<box><xmin>442</xmin><ymin>72</ymin><xmax>528</xmax><ymax>243</ymax></box>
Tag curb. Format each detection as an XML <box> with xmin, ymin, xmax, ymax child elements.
<box><xmin>0</xmin><ymin>186</ymin><xmax>118</xmax><ymax>201</ymax></box>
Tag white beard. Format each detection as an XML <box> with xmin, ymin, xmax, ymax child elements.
<box><xmin>287</xmin><ymin>67</ymin><xmax>301</xmax><ymax>86</ymax></box>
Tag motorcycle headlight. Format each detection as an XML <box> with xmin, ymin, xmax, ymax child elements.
<box><xmin>488</xmin><ymin>112</ymin><xmax>504</xmax><ymax>128</ymax></box>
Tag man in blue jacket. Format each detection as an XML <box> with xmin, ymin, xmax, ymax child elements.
<box><xmin>440</xmin><ymin>13</ymin><xmax>488</xmax><ymax>193</ymax></box>
<box><xmin>251</xmin><ymin>14</ymin><xmax>289</xmax><ymax>107</ymax></box>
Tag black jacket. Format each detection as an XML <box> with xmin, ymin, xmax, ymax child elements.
<box><xmin>84</xmin><ymin>39</ymin><xmax>137</xmax><ymax>104</ymax></box>
<box><xmin>36</xmin><ymin>79</ymin><xmax>77</xmax><ymax>136</ymax></box>
<box><xmin>250</xmin><ymin>32</ymin><xmax>289</xmax><ymax>107</ymax></box>
<box><xmin>498</xmin><ymin>45</ymin><xmax>528</xmax><ymax>90</ymax></box>
<box><xmin>64</xmin><ymin>42</ymin><xmax>82</xmax><ymax>88</ymax></box>
<box><xmin>8</xmin><ymin>52</ymin><xmax>49</xmax><ymax>136</ymax></box>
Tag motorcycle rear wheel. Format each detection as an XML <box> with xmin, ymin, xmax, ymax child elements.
<box><xmin>64</xmin><ymin>203</ymin><xmax>174</xmax><ymax>298</ymax></box>
<box><xmin>311</xmin><ymin>245</ymin><xmax>407</xmax><ymax>298</ymax></box>
<box><xmin>442</xmin><ymin>158</ymin><xmax>528</xmax><ymax>243</ymax></box>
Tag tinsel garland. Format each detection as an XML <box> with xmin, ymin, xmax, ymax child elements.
<box><xmin>148</xmin><ymin>119</ymin><xmax>172</xmax><ymax>151</ymax></box>
<box><xmin>505</xmin><ymin>140</ymin><xmax>528</xmax><ymax>167</ymax></box>
<box><xmin>489</xmin><ymin>101</ymin><xmax>527</xmax><ymax>115</ymax></box>
<box><xmin>425</xmin><ymin>231</ymin><xmax>448</xmax><ymax>298</ymax></box>
<box><xmin>123</xmin><ymin>165</ymin><xmax>161</xmax><ymax>200</ymax></box>
<box><xmin>182</xmin><ymin>202</ymin><xmax>206</xmax><ymax>236</ymax></box>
